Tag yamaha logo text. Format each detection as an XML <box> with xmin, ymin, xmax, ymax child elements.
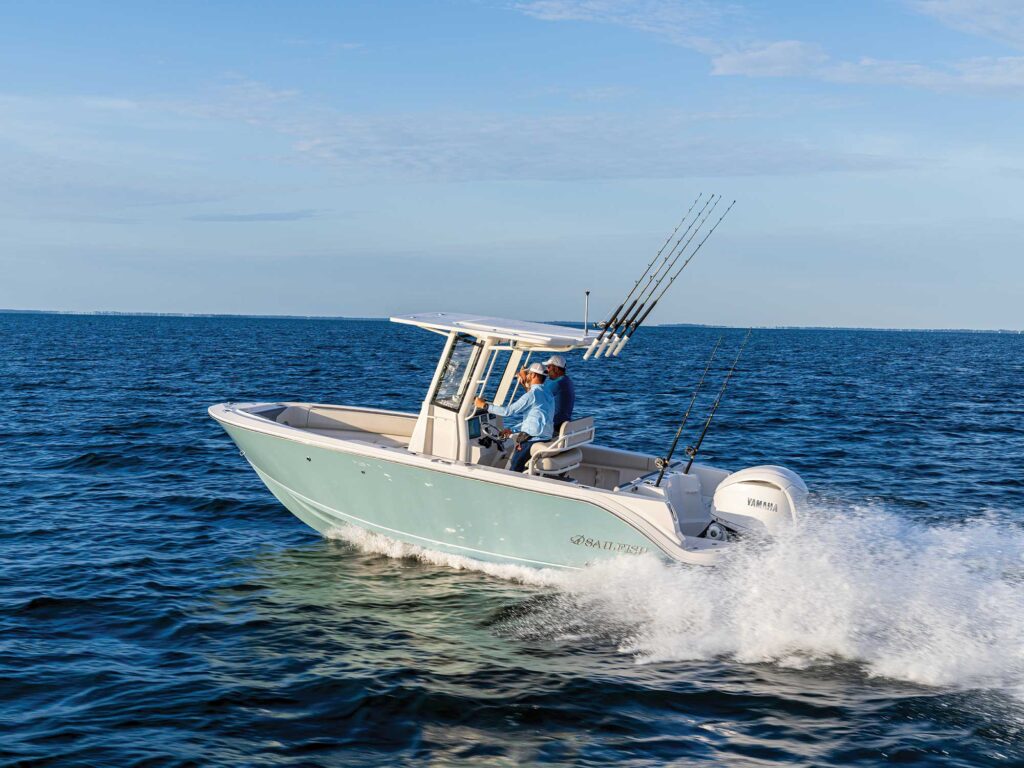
<box><xmin>747</xmin><ymin>497</ymin><xmax>778</xmax><ymax>513</ymax></box>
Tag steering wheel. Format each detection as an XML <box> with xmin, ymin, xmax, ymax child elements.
<box><xmin>481</xmin><ymin>423</ymin><xmax>502</xmax><ymax>440</ymax></box>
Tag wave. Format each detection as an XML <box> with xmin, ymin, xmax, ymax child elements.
<box><xmin>326</xmin><ymin>505</ymin><xmax>1024</xmax><ymax>697</ymax></box>
<box><xmin>48</xmin><ymin>451</ymin><xmax>147</xmax><ymax>470</ymax></box>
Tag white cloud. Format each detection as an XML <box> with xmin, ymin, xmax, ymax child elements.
<box><xmin>175</xmin><ymin>77</ymin><xmax>303</xmax><ymax>126</ymax></box>
<box><xmin>951</xmin><ymin>55</ymin><xmax>1024</xmax><ymax>86</ymax></box>
<box><xmin>185</xmin><ymin>79</ymin><xmax>911</xmax><ymax>180</ymax></box>
<box><xmin>910</xmin><ymin>0</ymin><xmax>1024</xmax><ymax>48</ymax></box>
<box><xmin>283</xmin><ymin>110</ymin><xmax>915</xmax><ymax>181</ymax></box>
<box><xmin>710</xmin><ymin>41</ymin><xmax>829</xmax><ymax>77</ymax></box>
<box><xmin>0</xmin><ymin>81</ymin><xmax>919</xmax><ymax>199</ymax></box>
<box><xmin>515</xmin><ymin>0</ymin><xmax>1024</xmax><ymax>92</ymax></box>
<box><xmin>708</xmin><ymin>42</ymin><xmax>1024</xmax><ymax>92</ymax></box>
<box><xmin>515</xmin><ymin>0</ymin><xmax>723</xmax><ymax>30</ymax></box>
<box><xmin>514</xmin><ymin>0</ymin><xmax>734</xmax><ymax>49</ymax></box>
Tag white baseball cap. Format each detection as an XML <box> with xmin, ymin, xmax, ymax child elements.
<box><xmin>527</xmin><ymin>362</ymin><xmax>547</xmax><ymax>375</ymax></box>
<box><xmin>542</xmin><ymin>354</ymin><xmax>566</xmax><ymax>368</ymax></box>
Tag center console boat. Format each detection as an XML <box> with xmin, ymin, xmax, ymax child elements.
<box><xmin>210</xmin><ymin>312</ymin><xmax>806</xmax><ymax>569</ymax></box>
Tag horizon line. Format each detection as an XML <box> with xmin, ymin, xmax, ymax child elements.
<box><xmin>1</xmin><ymin>308</ymin><xmax>1020</xmax><ymax>334</ymax></box>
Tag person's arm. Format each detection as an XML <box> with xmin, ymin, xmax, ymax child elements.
<box><xmin>486</xmin><ymin>388</ymin><xmax>532</xmax><ymax>418</ymax></box>
<box><xmin>475</xmin><ymin>368</ymin><xmax>532</xmax><ymax>410</ymax></box>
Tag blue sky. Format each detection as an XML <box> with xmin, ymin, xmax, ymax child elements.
<box><xmin>2</xmin><ymin>0</ymin><xmax>1022</xmax><ymax>328</ymax></box>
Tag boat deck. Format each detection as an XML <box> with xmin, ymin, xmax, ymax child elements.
<box><xmin>303</xmin><ymin>428</ymin><xmax>411</xmax><ymax>449</ymax></box>
<box><xmin>244</xmin><ymin>402</ymin><xmax>729</xmax><ymax>497</ymax></box>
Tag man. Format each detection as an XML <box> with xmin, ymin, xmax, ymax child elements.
<box><xmin>474</xmin><ymin>362</ymin><xmax>554</xmax><ymax>473</ymax></box>
<box><xmin>542</xmin><ymin>354</ymin><xmax>575</xmax><ymax>432</ymax></box>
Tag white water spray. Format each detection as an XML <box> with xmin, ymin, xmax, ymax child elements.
<box><xmin>326</xmin><ymin>504</ymin><xmax>1024</xmax><ymax>696</ymax></box>
<box><xmin>324</xmin><ymin>525</ymin><xmax>565</xmax><ymax>587</ymax></box>
<box><xmin>561</xmin><ymin>507</ymin><xmax>1024</xmax><ymax>691</ymax></box>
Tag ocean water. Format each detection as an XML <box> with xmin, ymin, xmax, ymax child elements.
<box><xmin>2</xmin><ymin>312</ymin><xmax>1022</xmax><ymax>766</ymax></box>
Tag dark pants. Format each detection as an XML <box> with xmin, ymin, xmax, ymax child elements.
<box><xmin>509</xmin><ymin>439</ymin><xmax>541</xmax><ymax>473</ymax></box>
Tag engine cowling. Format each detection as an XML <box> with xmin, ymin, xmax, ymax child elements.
<box><xmin>710</xmin><ymin>465</ymin><xmax>807</xmax><ymax>535</ymax></box>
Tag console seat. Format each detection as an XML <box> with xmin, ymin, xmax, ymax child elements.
<box><xmin>527</xmin><ymin>416</ymin><xmax>595</xmax><ymax>476</ymax></box>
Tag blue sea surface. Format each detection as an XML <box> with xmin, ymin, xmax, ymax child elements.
<box><xmin>2</xmin><ymin>313</ymin><xmax>1022</xmax><ymax>766</ymax></box>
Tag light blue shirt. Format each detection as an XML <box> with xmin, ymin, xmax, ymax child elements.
<box><xmin>488</xmin><ymin>384</ymin><xmax>554</xmax><ymax>440</ymax></box>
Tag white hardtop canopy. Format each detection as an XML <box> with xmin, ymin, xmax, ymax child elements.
<box><xmin>391</xmin><ymin>312</ymin><xmax>590</xmax><ymax>351</ymax></box>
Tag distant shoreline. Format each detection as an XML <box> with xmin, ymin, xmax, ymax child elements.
<box><xmin>0</xmin><ymin>308</ymin><xmax>1019</xmax><ymax>334</ymax></box>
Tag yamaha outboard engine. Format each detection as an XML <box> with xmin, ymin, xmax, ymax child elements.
<box><xmin>709</xmin><ymin>465</ymin><xmax>807</xmax><ymax>537</ymax></box>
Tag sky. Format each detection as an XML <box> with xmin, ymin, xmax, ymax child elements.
<box><xmin>1</xmin><ymin>0</ymin><xmax>1022</xmax><ymax>329</ymax></box>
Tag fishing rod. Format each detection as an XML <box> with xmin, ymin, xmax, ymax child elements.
<box><xmin>589</xmin><ymin>192</ymin><xmax>716</xmax><ymax>360</ymax></box>
<box><xmin>600</xmin><ymin>197</ymin><xmax>722</xmax><ymax>359</ymax></box>
<box><xmin>604</xmin><ymin>195</ymin><xmax>725</xmax><ymax>358</ymax></box>
<box><xmin>593</xmin><ymin>193</ymin><xmax>717</xmax><ymax>358</ymax></box>
<box><xmin>635</xmin><ymin>193</ymin><xmax>718</xmax><ymax>305</ymax></box>
<box><xmin>683</xmin><ymin>328</ymin><xmax>752</xmax><ymax>474</ymax></box>
<box><xmin>598</xmin><ymin>195</ymin><xmax>729</xmax><ymax>358</ymax></box>
<box><xmin>654</xmin><ymin>335</ymin><xmax>723</xmax><ymax>487</ymax></box>
<box><xmin>584</xmin><ymin>195</ymin><xmax>703</xmax><ymax>356</ymax></box>
<box><xmin>609</xmin><ymin>198</ymin><xmax>735</xmax><ymax>357</ymax></box>
<box><xmin>583</xmin><ymin>194</ymin><xmax>703</xmax><ymax>360</ymax></box>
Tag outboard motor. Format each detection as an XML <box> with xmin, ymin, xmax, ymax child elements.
<box><xmin>710</xmin><ymin>465</ymin><xmax>807</xmax><ymax>537</ymax></box>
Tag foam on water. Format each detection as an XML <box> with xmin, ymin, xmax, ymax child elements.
<box><xmin>323</xmin><ymin>525</ymin><xmax>567</xmax><ymax>587</ymax></box>
<box><xmin>328</xmin><ymin>505</ymin><xmax>1024</xmax><ymax>696</ymax></box>
<box><xmin>559</xmin><ymin>506</ymin><xmax>1024</xmax><ymax>692</ymax></box>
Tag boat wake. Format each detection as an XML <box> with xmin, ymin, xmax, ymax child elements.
<box><xmin>326</xmin><ymin>504</ymin><xmax>1024</xmax><ymax>697</ymax></box>
<box><xmin>323</xmin><ymin>525</ymin><xmax>566</xmax><ymax>587</ymax></box>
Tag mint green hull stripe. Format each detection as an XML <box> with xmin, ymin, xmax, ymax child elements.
<box><xmin>254</xmin><ymin>467</ymin><xmax>580</xmax><ymax>569</ymax></box>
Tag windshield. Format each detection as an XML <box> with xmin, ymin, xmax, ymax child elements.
<box><xmin>431</xmin><ymin>334</ymin><xmax>480</xmax><ymax>411</ymax></box>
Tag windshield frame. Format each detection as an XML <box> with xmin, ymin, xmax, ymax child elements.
<box><xmin>429</xmin><ymin>333</ymin><xmax>482</xmax><ymax>412</ymax></box>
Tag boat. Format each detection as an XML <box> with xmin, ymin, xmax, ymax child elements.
<box><xmin>209</xmin><ymin>311</ymin><xmax>808</xmax><ymax>570</ymax></box>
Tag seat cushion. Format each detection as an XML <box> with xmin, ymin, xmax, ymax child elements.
<box><xmin>530</xmin><ymin>439</ymin><xmax>556</xmax><ymax>455</ymax></box>
<box><xmin>531</xmin><ymin>447</ymin><xmax>583</xmax><ymax>473</ymax></box>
